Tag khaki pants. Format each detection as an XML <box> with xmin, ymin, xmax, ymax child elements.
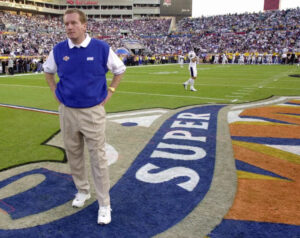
<box><xmin>59</xmin><ymin>103</ymin><xmax>110</xmax><ymax>207</ymax></box>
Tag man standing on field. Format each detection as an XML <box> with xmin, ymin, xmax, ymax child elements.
<box><xmin>43</xmin><ymin>9</ymin><xmax>126</xmax><ymax>225</ymax></box>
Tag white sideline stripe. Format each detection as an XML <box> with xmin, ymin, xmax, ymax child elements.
<box><xmin>231</xmin><ymin>97</ymin><xmax>287</xmax><ymax>110</ymax></box>
<box><xmin>232</xmin><ymin>96</ymin><xmax>300</xmax><ymax>110</ymax></box>
<box><xmin>0</xmin><ymin>103</ymin><xmax>58</xmax><ymax>115</ymax></box>
<box><xmin>0</xmin><ymin>103</ymin><xmax>168</xmax><ymax>117</ymax></box>
<box><xmin>0</xmin><ymin>73</ymin><xmax>38</xmax><ymax>78</ymax></box>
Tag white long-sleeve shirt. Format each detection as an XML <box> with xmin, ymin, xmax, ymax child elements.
<box><xmin>43</xmin><ymin>34</ymin><xmax>126</xmax><ymax>76</ymax></box>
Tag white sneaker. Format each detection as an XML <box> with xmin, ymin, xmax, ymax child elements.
<box><xmin>72</xmin><ymin>193</ymin><xmax>91</xmax><ymax>208</ymax></box>
<box><xmin>190</xmin><ymin>87</ymin><xmax>197</xmax><ymax>92</ymax></box>
<box><xmin>183</xmin><ymin>83</ymin><xmax>188</xmax><ymax>90</ymax></box>
<box><xmin>98</xmin><ymin>206</ymin><xmax>112</xmax><ymax>225</ymax></box>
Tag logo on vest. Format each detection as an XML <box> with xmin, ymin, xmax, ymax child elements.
<box><xmin>63</xmin><ymin>56</ymin><xmax>70</xmax><ymax>61</ymax></box>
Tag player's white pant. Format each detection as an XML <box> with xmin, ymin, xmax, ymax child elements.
<box><xmin>179</xmin><ymin>59</ymin><xmax>184</xmax><ymax>67</ymax></box>
<box><xmin>190</xmin><ymin>66</ymin><xmax>197</xmax><ymax>78</ymax></box>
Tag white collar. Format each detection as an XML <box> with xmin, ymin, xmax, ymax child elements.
<box><xmin>68</xmin><ymin>34</ymin><xmax>91</xmax><ymax>49</ymax></box>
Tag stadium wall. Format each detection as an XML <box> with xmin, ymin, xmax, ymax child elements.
<box><xmin>0</xmin><ymin>0</ymin><xmax>164</xmax><ymax>18</ymax></box>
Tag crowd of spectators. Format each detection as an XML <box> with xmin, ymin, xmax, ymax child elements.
<box><xmin>175</xmin><ymin>8</ymin><xmax>299</xmax><ymax>55</ymax></box>
<box><xmin>0</xmin><ymin>7</ymin><xmax>299</xmax><ymax>73</ymax></box>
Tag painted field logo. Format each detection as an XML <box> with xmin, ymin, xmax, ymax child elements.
<box><xmin>209</xmin><ymin>97</ymin><xmax>300</xmax><ymax>237</ymax></box>
<box><xmin>1</xmin><ymin>97</ymin><xmax>299</xmax><ymax>237</ymax></box>
<box><xmin>0</xmin><ymin>105</ymin><xmax>223</xmax><ymax>237</ymax></box>
<box><xmin>0</xmin><ymin>168</ymin><xmax>75</xmax><ymax>219</ymax></box>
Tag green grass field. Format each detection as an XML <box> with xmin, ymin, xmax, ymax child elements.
<box><xmin>0</xmin><ymin>63</ymin><xmax>299</xmax><ymax>171</ymax></box>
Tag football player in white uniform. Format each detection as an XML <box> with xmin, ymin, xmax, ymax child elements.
<box><xmin>222</xmin><ymin>53</ymin><xmax>228</xmax><ymax>64</ymax></box>
<box><xmin>232</xmin><ymin>53</ymin><xmax>236</xmax><ymax>64</ymax></box>
<box><xmin>251</xmin><ymin>53</ymin><xmax>256</xmax><ymax>64</ymax></box>
<box><xmin>238</xmin><ymin>54</ymin><xmax>245</xmax><ymax>65</ymax></box>
<box><xmin>214</xmin><ymin>53</ymin><xmax>219</xmax><ymax>64</ymax></box>
<box><xmin>178</xmin><ymin>54</ymin><xmax>185</xmax><ymax>68</ymax></box>
<box><xmin>183</xmin><ymin>51</ymin><xmax>198</xmax><ymax>92</ymax></box>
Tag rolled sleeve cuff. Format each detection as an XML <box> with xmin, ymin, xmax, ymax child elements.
<box><xmin>43</xmin><ymin>50</ymin><xmax>57</xmax><ymax>74</ymax></box>
<box><xmin>43</xmin><ymin>65</ymin><xmax>56</xmax><ymax>74</ymax></box>
<box><xmin>112</xmin><ymin>65</ymin><xmax>126</xmax><ymax>75</ymax></box>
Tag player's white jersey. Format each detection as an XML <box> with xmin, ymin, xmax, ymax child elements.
<box><xmin>188</xmin><ymin>51</ymin><xmax>197</xmax><ymax>68</ymax></box>
<box><xmin>189</xmin><ymin>57</ymin><xmax>197</xmax><ymax>68</ymax></box>
<box><xmin>188</xmin><ymin>51</ymin><xmax>196</xmax><ymax>60</ymax></box>
<box><xmin>179</xmin><ymin>55</ymin><xmax>184</xmax><ymax>62</ymax></box>
<box><xmin>188</xmin><ymin>53</ymin><xmax>197</xmax><ymax>78</ymax></box>
<box><xmin>214</xmin><ymin>54</ymin><xmax>219</xmax><ymax>64</ymax></box>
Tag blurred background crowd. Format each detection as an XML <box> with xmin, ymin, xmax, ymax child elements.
<box><xmin>0</xmin><ymin>7</ymin><xmax>299</xmax><ymax>74</ymax></box>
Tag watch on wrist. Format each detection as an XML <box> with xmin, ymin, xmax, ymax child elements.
<box><xmin>108</xmin><ymin>87</ymin><xmax>115</xmax><ymax>93</ymax></box>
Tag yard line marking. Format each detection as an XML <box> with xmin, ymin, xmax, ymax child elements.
<box><xmin>117</xmin><ymin>90</ymin><xmax>225</xmax><ymax>101</ymax></box>
<box><xmin>119</xmin><ymin>81</ymin><xmax>262</xmax><ymax>89</ymax></box>
<box><xmin>206</xmin><ymin>78</ymin><xmax>265</xmax><ymax>81</ymax></box>
<box><xmin>0</xmin><ymin>83</ymin><xmax>229</xmax><ymax>100</ymax></box>
<box><xmin>107</xmin><ymin>110</ymin><xmax>167</xmax><ymax>119</ymax></box>
<box><xmin>1</xmin><ymin>82</ymin><xmax>299</xmax><ymax>92</ymax></box>
<box><xmin>127</xmin><ymin>64</ymin><xmax>227</xmax><ymax>70</ymax></box>
<box><xmin>1</xmin><ymin>82</ymin><xmax>299</xmax><ymax>91</ymax></box>
<box><xmin>225</xmin><ymin>95</ymin><xmax>243</xmax><ymax>98</ymax></box>
<box><xmin>250</xmin><ymin>68</ymin><xmax>295</xmax><ymax>89</ymax></box>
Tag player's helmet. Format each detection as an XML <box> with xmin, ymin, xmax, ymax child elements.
<box><xmin>188</xmin><ymin>51</ymin><xmax>196</xmax><ymax>60</ymax></box>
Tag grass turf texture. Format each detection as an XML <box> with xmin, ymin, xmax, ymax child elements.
<box><xmin>0</xmin><ymin>107</ymin><xmax>63</xmax><ymax>171</ymax></box>
<box><xmin>0</xmin><ymin>64</ymin><xmax>299</xmax><ymax>171</ymax></box>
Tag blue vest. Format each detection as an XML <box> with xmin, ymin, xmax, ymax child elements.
<box><xmin>53</xmin><ymin>38</ymin><xmax>109</xmax><ymax>108</ymax></box>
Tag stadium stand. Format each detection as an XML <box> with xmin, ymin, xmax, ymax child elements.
<box><xmin>0</xmin><ymin>7</ymin><xmax>299</xmax><ymax>73</ymax></box>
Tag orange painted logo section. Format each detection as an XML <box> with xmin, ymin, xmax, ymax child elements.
<box><xmin>226</xmin><ymin>100</ymin><xmax>300</xmax><ymax>225</ymax></box>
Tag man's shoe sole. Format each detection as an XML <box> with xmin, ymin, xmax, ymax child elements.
<box><xmin>98</xmin><ymin>221</ymin><xmax>111</xmax><ymax>225</ymax></box>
